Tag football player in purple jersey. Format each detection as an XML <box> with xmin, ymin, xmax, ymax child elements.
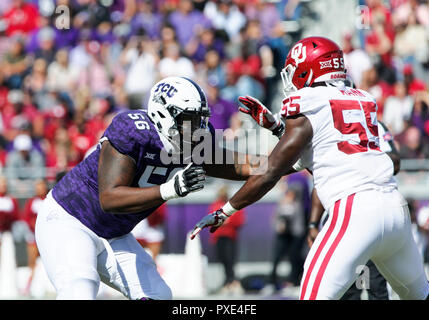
<box><xmin>35</xmin><ymin>77</ymin><xmax>258</xmax><ymax>300</ymax></box>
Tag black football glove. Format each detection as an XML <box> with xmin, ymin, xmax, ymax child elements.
<box><xmin>160</xmin><ymin>163</ymin><xmax>206</xmax><ymax>200</ymax></box>
<box><xmin>174</xmin><ymin>163</ymin><xmax>206</xmax><ymax>197</ymax></box>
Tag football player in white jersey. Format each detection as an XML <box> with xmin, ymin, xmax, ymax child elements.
<box><xmin>307</xmin><ymin>120</ymin><xmax>400</xmax><ymax>300</ymax></box>
<box><xmin>191</xmin><ymin>37</ymin><xmax>429</xmax><ymax>300</ymax></box>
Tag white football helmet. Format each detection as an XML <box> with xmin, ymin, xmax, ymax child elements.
<box><xmin>147</xmin><ymin>77</ymin><xmax>211</xmax><ymax>152</ymax></box>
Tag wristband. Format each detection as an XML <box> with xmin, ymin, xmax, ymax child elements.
<box><xmin>271</xmin><ymin>122</ymin><xmax>285</xmax><ymax>139</ymax></box>
<box><xmin>308</xmin><ymin>221</ymin><xmax>319</xmax><ymax>230</ymax></box>
<box><xmin>160</xmin><ymin>179</ymin><xmax>178</xmax><ymax>201</ymax></box>
<box><xmin>222</xmin><ymin>202</ymin><xmax>238</xmax><ymax>217</ymax></box>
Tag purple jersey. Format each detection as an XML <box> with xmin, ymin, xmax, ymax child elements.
<box><xmin>52</xmin><ymin>109</ymin><xmax>212</xmax><ymax>239</ymax></box>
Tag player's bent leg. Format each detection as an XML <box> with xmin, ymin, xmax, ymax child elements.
<box><xmin>372</xmin><ymin>225</ymin><xmax>429</xmax><ymax>300</ymax></box>
<box><xmin>371</xmin><ymin>190</ymin><xmax>429</xmax><ymax>300</ymax></box>
<box><xmin>56</xmin><ymin>276</ymin><xmax>100</xmax><ymax>300</ymax></box>
<box><xmin>35</xmin><ymin>195</ymin><xmax>101</xmax><ymax>299</ymax></box>
<box><xmin>98</xmin><ymin>233</ymin><xmax>172</xmax><ymax>300</ymax></box>
<box><xmin>53</xmin><ymin>246</ymin><xmax>100</xmax><ymax>300</ymax></box>
<box><xmin>300</xmin><ymin>192</ymin><xmax>380</xmax><ymax>300</ymax></box>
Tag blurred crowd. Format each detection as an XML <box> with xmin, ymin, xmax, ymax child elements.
<box><xmin>0</xmin><ymin>0</ymin><xmax>427</xmax><ymax>188</ymax></box>
<box><xmin>353</xmin><ymin>0</ymin><xmax>429</xmax><ymax>160</ymax></box>
<box><xmin>0</xmin><ymin>0</ymin><xmax>302</xmax><ymax>189</ymax></box>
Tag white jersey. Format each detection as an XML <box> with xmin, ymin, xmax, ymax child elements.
<box><xmin>377</xmin><ymin>121</ymin><xmax>393</xmax><ymax>153</ymax></box>
<box><xmin>283</xmin><ymin>84</ymin><xmax>396</xmax><ymax>209</ymax></box>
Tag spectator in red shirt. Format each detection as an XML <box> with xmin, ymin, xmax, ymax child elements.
<box><xmin>2</xmin><ymin>89</ymin><xmax>44</xmax><ymax>142</ymax></box>
<box><xmin>365</xmin><ymin>10</ymin><xmax>395</xmax><ymax>68</ymax></box>
<box><xmin>0</xmin><ymin>70</ymin><xmax>10</xmax><ymax>110</ymax></box>
<box><xmin>86</xmin><ymin>97</ymin><xmax>111</xmax><ymax>141</ymax></box>
<box><xmin>22</xmin><ymin>178</ymin><xmax>48</xmax><ymax>296</ymax></box>
<box><xmin>223</xmin><ymin>20</ymin><xmax>266</xmax><ymax>103</ymax></box>
<box><xmin>228</xmin><ymin>47</ymin><xmax>261</xmax><ymax>80</ymax></box>
<box><xmin>208</xmin><ymin>185</ymin><xmax>246</xmax><ymax>295</ymax></box>
<box><xmin>0</xmin><ymin>175</ymin><xmax>20</xmax><ymax>237</ymax></box>
<box><xmin>367</xmin><ymin>0</ymin><xmax>394</xmax><ymax>30</ymax></box>
<box><xmin>360</xmin><ymin>66</ymin><xmax>394</xmax><ymax>116</ymax></box>
<box><xmin>45</xmin><ymin>127</ymin><xmax>80</xmax><ymax>181</ymax></box>
<box><xmin>403</xmin><ymin>64</ymin><xmax>426</xmax><ymax>96</ymax></box>
<box><xmin>2</xmin><ymin>0</ymin><xmax>39</xmax><ymax>37</ymax></box>
<box><xmin>67</xmin><ymin>112</ymin><xmax>97</xmax><ymax>163</ymax></box>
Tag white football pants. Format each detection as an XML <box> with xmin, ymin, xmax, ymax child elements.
<box><xmin>35</xmin><ymin>192</ymin><xmax>172</xmax><ymax>300</ymax></box>
<box><xmin>300</xmin><ymin>188</ymin><xmax>429</xmax><ymax>300</ymax></box>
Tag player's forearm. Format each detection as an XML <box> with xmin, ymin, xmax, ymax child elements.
<box><xmin>229</xmin><ymin>169</ymin><xmax>281</xmax><ymax>210</ymax></box>
<box><xmin>229</xmin><ymin>116</ymin><xmax>312</xmax><ymax>209</ymax></box>
<box><xmin>98</xmin><ymin>141</ymin><xmax>166</xmax><ymax>213</ymax></box>
<box><xmin>386</xmin><ymin>151</ymin><xmax>400</xmax><ymax>175</ymax></box>
<box><xmin>99</xmin><ymin>185</ymin><xmax>165</xmax><ymax>214</ymax></box>
<box><xmin>309</xmin><ymin>188</ymin><xmax>325</xmax><ymax>224</ymax></box>
<box><xmin>205</xmin><ymin>163</ymin><xmax>248</xmax><ymax>181</ymax></box>
<box><xmin>205</xmin><ymin>152</ymin><xmax>255</xmax><ymax>180</ymax></box>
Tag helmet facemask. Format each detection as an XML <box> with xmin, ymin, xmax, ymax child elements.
<box><xmin>280</xmin><ymin>64</ymin><xmax>314</xmax><ymax>98</ymax></box>
<box><xmin>148</xmin><ymin>92</ymin><xmax>210</xmax><ymax>155</ymax></box>
<box><xmin>167</xmin><ymin>105</ymin><xmax>210</xmax><ymax>154</ymax></box>
<box><xmin>280</xmin><ymin>64</ymin><xmax>297</xmax><ymax>97</ymax></box>
<box><xmin>147</xmin><ymin>76</ymin><xmax>211</xmax><ymax>157</ymax></box>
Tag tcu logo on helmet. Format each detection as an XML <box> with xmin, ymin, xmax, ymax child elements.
<box><xmin>291</xmin><ymin>43</ymin><xmax>307</xmax><ymax>66</ymax></box>
<box><xmin>154</xmin><ymin>83</ymin><xmax>178</xmax><ymax>98</ymax></box>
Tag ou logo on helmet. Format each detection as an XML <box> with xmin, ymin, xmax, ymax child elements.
<box><xmin>291</xmin><ymin>43</ymin><xmax>307</xmax><ymax>66</ymax></box>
